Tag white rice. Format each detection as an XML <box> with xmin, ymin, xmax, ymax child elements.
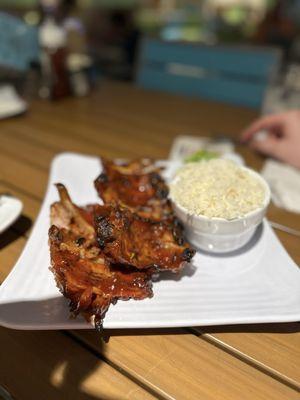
<box><xmin>170</xmin><ymin>159</ymin><xmax>266</xmax><ymax>220</ymax></box>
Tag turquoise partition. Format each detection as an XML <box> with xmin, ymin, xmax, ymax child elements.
<box><xmin>0</xmin><ymin>12</ymin><xmax>39</xmax><ymax>72</ymax></box>
<box><xmin>137</xmin><ymin>38</ymin><xmax>282</xmax><ymax>109</ymax></box>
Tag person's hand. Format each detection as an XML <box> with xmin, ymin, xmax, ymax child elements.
<box><xmin>241</xmin><ymin>110</ymin><xmax>300</xmax><ymax>169</ymax></box>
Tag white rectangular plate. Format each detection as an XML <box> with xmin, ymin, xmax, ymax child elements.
<box><xmin>0</xmin><ymin>153</ymin><xmax>299</xmax><ymax>330</ymax></box>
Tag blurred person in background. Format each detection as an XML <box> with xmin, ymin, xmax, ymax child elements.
<box><xmin>241</xmin><ymin>110</ymin><xmax>300</xmax><ymax>169</ymax></box>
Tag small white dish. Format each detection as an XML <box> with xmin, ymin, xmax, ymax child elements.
<box><xmin>0</xmin><ymin>153</ymin><xmax>299</xmax><ymax>330</ymax></box>
<box><xmin>170</xmin><ymin>166</ymin><xmax>271</xmax><ymax>253</ymax></box>
<box><xmin>0</xmin><ymin>195</ymin><xmax>23</xmax><ymax>234</ymax></box>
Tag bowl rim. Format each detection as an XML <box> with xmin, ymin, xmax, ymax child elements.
<box><xmin>169</xmin><ymin>164</ymin><xmax>271</xmax><ymax>223</ymax></box>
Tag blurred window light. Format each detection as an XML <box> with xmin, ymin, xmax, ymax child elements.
<box><xmin>207</xmin><ymin>0</ymin><xmax>266</xmax><ymax>7</ymax></box>
<box><xmin>181</xmin><ymin>26</ymin><xmax>203</xmax><ymax>42</ymax></box>
<box><xmin>0</xmin><ymin>1</ymin><xmax>37</xmax><ymax>5</ymax></box>
<box><xmin>222</xmin><ymin>6</ymin><xmax>248</xmax><ymax>25</ymax></box>
<box><xmin>161</xmin><ymin>26</ymin><xmax>182</xmax><ymax>41</ymax></box>
<box><xmin>24</xmin><ymin>11</ymin><xmax>40</xmax><ymax>26</ymax></box>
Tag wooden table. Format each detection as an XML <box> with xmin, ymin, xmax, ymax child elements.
<box><xmin>0</xmin><ymin>81</ymin><xmax>299</xmax><ymax>400</ymax></box>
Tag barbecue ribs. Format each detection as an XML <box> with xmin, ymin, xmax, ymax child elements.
<box><xmin>94</xmin><ymin>204</ymin><xmax>195</xmax><ymax>272</ymax></box>
<box><xmin>49</xmin><ymin>184</ymin><xmax>152</xmax><ymax>328</ymax></box>
<box><xmin>94</xmin><ymin>158</ymin><xmax>172</xmax><ymax>220</ymax></box>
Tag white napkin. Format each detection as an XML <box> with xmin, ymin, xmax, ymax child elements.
<box><xmin>261</xmin><ymin>160</ymin><xmax>300</xmax><ymax>213</ymax></box>
<box><xmin>0</xmin><ymin>85</ymin><xmax>27</xmax><ymax>119</ymax></box>
<box><xmin>169</xmin><ymin>135</ymin><xmax>234</xmax><ymax>161</ymax></box>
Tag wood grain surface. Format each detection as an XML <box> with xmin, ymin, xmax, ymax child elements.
<box><xmin>0</xmin><ymin>81</ymin><xmax>299</xmax><ymax>400</ymax></box>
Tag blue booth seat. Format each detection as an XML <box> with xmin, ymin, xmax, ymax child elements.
<box><xmin>0</xmin><ymin>12</ymin><xmax>39</xmax><ymax>73</ymax></box>
<box><xmin>136</xmin><ymin>38</ymin><xmax>282</xmax><ymax>109</ymax></box>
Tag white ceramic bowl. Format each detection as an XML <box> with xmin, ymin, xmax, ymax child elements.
<box><xmin>170</xmin><ymin>166</ymin><xmax>271</xmax><ymax>253</ymax></box>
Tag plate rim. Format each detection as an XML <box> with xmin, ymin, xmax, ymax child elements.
<box><xmin>0</xmin><ymin>151</ymin><xmax>299</xmax><ymax>330</ymax></box>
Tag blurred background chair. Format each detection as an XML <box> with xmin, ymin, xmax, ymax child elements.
<box><xmin>0</xmin><ymin>12</ymin><xmax>39</xmax><ymax>73</ymax></box>
<box><xmin>0</xmin><ymin>0</ymin><xmax>299</xmax><ymax>110</ymax></box>
<box><xmin>136</xmin><ymin>38</ymin><xmax>282</xmax><ymax>109</ymax></box>
<box><xmin>0</xmin><ymin>12</ymin><xmax>39</xmax><ymax>118</ymax></box>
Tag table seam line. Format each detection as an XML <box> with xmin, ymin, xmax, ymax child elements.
<box><xmin>5</xmin><ymin>126</ymin><xmax>127</xmax><ymax>158</ymax></box>
<box><xmin>0</xmin><ymin>179</ymin><xmax>44</xmax><ymax>203</ymax></box>
<box><xmin>189</xmin><ymin>328</ymin><xmax>300</xmax><ymax>392</ymax></box>
<box><xmin>63</xmin><ymin>331</ymin><xmax>172</xmax><ymax>400</ymax></box>
<box><xmin>9</xmin><ymin>117</ymin><xmax>145</xmax><ymax>157</ymax></box>
<box><xmin>1</xmin><ymin>148</ymin><xmax>49</xmax><ymax>172</ymax></box>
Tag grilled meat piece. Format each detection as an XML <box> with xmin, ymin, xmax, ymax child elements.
<box><xmin>94</xmin><ymin>159</ymin><xmax>171</xmax><ymax>220</ymax></box>
<box><xmin>49</xmin><ymin>184</ymin><xmax>153</xmax><ymax>327</ymax></box>
<box><xmin>50</xmin><ymin>183</ymin><xmax>95</xmax><ymax>240</ymax></box>
<box><xmin>94</xmin><ymin>204</ymin><xmax>195</xmax><ymax>273</ymax></box>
